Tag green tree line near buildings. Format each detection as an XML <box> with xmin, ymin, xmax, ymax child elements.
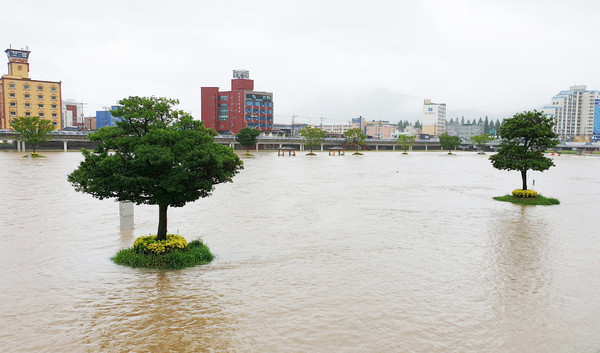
<box><xmin>399</xmin><ymin>117</ymin><xmax>504</xmax><ymax>135</ymax></box>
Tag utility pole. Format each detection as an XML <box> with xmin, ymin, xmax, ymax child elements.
<box><xmin>320</xmin><ymin>116</ymin><xmax>324</xmax><ymax>129</ymax></box>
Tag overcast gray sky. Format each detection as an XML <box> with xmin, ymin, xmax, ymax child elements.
<box><xmin>4</xmin><ymin>0</ymin><xmax>599</xmax><ymax>125</ymax></box>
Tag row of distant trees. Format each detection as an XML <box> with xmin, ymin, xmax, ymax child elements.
<box><xmin>399</xmin><ymin>116</ymin><xmax>504</xmax><ymax>134</ymax></box>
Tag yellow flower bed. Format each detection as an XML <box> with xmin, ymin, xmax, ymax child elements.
<box><xmin>133</xmin><ymin>234</ymin><xmax>188</xmax><ymax>255</ymax></box>
<box><xmin>512</xmin><ymin>189</ymin><xmax>538</xmax><ymax>198</ymax></box>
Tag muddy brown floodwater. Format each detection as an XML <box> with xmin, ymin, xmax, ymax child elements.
<box><xmin>1</xmin><ymin>151</ymin><xmax>600</xmax><ymax>352</ymax></box>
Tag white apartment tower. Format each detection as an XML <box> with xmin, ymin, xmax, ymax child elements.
<box><xmin>543</xmin><ymin>85</ymin><xmax>600</xmax><ymax>141</ymax></box>
<box><xmin>422</xmin><ymin>99</ymin><xmax>446</xmax><ymax>136</ymax></box>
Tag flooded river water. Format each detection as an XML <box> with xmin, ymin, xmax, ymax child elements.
<box><xmin>1</xmin><ymin>151</ymin><xmax>599</xmax><ymax>352</ymax></box>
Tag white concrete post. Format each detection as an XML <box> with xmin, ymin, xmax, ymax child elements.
<box><xmin>119</xmin><ymin>201</ymin><xmax>134</xmax><ymax>230</ymax></box>
<box><xmin>63</xmin><ymin>141</ymin><xmax>68</xmax><ymax>151</ymax></box>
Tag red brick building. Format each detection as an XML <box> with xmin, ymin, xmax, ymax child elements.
<box><xmin>201</xmin><ymin>70</ymin><xmax>273</xmax><ymax>134</ymax></box>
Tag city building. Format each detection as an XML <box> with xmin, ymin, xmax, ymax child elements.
<box><xmin>95</xmin><ymin>106</ymin><xmax>121</xmax><ymax>129</ymax></box>
<box><xmin>351</xmin><ymin>116</ymin><xmax>366</xmax><ymax>133</ymax></box>
<box><xmin>0</xmin><ymin>47</ymin><xmax>62</xmax><ymax>130</ymax></box>
<box><xmin>422</xmin><ymin>99</ymin><xmax>446</xmax><ymax>136</ymax></box>
<box><xmin>201</xmin><ymin>70</ymin><xmax>273</xmax><ymax>134</ymax></box>
<box><xmin>543</xmin><ymin>85</ymin><xmax>600</xmax><ymax>141</ymax></box>
<box><xmin>321</xmin><ymin>123</ymin><xmax>353</xmax><ymax>136</ymax></box>
<box><xmin>365</xmin><ymin>120</ymin><xmax>396</xmax><ymax>139</ymax></box>
<box><xmin>445</xmin><ymin>119</ymin><xmax>484</xmax><ymax>140</ymax></box>
<box><xmin>62</xmin><ymin>99</ymin><xmax>85</xmax><ymax>129</ymax></box>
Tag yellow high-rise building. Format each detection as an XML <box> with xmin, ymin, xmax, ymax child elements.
<box><xmin>0</xmin><ymin>47</ymin><xmax>62</xmax><ymax>130</ymax></box>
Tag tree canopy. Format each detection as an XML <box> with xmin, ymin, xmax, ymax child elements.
<box><xmin>344</xmin><ymin>128</ymin><xmax>367</xmax><ymax>154</ymax></box>
<box><xmin>10</xmin><ymin>116</ymin><xmax>55</xmax><ymax>153</ymax></box>
<box><xmin>470</xmin><ymin>134</ymin><xmax>494</xmax><ymax>154</ymax></box>
<box><xmin>439</xmin><ymin>133</ymin><xmax>461</xmax><ymax>154</ymax></box>
<box><xmin>489</xmin><ymin>110</ymin><xmax>557</xmax><ymax>190</ymax></box>
<box><xmin>299</xmin><ymin>126</ymin><xmax>326</xmax><ymax>154</ymax></box>
<box><xmin>236</xmin><ymin>127</ymin><xmax>261</xmax><ymax>154</ymax></box>
<box><xmin>68</xmin><ymin>96</ymin><xmax>243</xmax><ymax>240</ymax></box>
<box><xmin>396</xmin><ymin>134</ymin><xmax>415</xmax><ymax>153</ymax></box>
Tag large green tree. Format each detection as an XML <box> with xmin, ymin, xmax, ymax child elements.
<box><xmin>439</xmin><ymin>133</ymin><xmax>461</xmax><ymax>154</ymax></box>
<box><xmin>10</xmin><ymin>116</ymin><xmax>55</xmax><ymax>153</ymax></box>
<box><xmin>236</xmin><ymin>127</ymin><xmax>261</xmax><ymax>154</ymax></box>
<box><xmin>68</xmin><ymin>96</ymin><xmax>243</xmax><ymax>241</ymax></box>
<box><xmin>344</xmin><ymin>128</ymin><xmax>367</xmax><ymax>154</ymax></box>
<box><xmin>299</xmin><ymin>126</ymin><xmax>326</xmax><ymax>154</ymax></box>
<box><xmin>470</xmin><ymin>134</ymin><xmax>494</xmax><ymax>154</ymax></box>
<box><xmin>489</xmin><ymin>110</ymin><xmax>557</xmax><ymax>190</ymax></box>
<box><xmin>396</xmin><ymin>134</ymin><xmax>415</xmax><ymax>154</ymax></box>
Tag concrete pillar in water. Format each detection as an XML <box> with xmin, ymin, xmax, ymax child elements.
<box><xmin>119</xmin><ymin>201</ymin><xmax>134</xmax><ymax>230</ymax></box>
<box><xmin>63</xmin><ymin>141</ymin><xmax>68</xmax><ymax>151</ymax></box>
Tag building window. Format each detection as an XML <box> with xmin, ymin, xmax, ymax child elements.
<box><xmin>25</xmin><ymin>103</ymin><xmax>30</xmax><ymax>108</ymax></box>
<box><xmin>52</xmin><ymin>104</ymin><xmax>57</xmax><ymax>109</ymax></box>
<box><xmin>9</xmin><ymin>83</ymin><xmax>15</xmax><ymax>89</ymax></box>
<box><xmin>39</xmin><ymin>113</ymin><xmax>44</xmax><ymax>117</ymax></box>
<box><xmin>38</xmin><ymin>95</ymin><xmax>43</xmax><ymax>99</ymax></box>
<box><xmin>25</xmin><ymin>112</ymin><xmax>31</xmax><ymax>116</ymax></box>
<box><xmin>218</xmin><ymin>96</ymin><xmax>228</xmax><ymax>101</ymax></box>
<box><xmin>9</xmin><ymin>93</ymin><xmax>15</xmax><ymax>98</ymax></box>
<box><xmin>10</xmin><ymin>102</ymin><xmax>16</xmax><ymax>107</ymax></box>
<box><xmin>37</xmin><ymin>86</ymin><xmax>43</xmax><ymax>91</ymax></box>
<box><xmin>38</xmin><ymin>104</ymin><xmax>44</xmax><ymax>108</ymax></box>
<box><xmin>24</xmin><ymin>94</ymin><xmax>30</xmax><ymax>99</ymax></box>
<box><xmin>52</xmin><ymin>122</ymin><xmax>57</xmax><ymax>126</ymax></box>
<box><xmin>24</xmin><ymin>84</ymin><xmax>30</xmax><ymax>90</ymax></box>
<box><xmin>52</xmin><ymin>113</ymin><xmax>57</xmax><ymax>118</ymax></box>
<box><xmin>10</xmin><ymin>111</ymin><xmax>16</xmax><ymax>116</ymax></box>
<box><xmin>51</xmin><ymin>96</ymin><xmax>57</xmax><ymax>101</ymax></box>
<box><xmin>51</xmin><ymin>86</ymin><xmax>57</xmax><ymax>92</ymax></box>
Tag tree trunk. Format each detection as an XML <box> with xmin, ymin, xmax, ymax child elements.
<box><xmin>157</xmin><ymin>204</ymin><xmax>168</xmax><ymax>241</ymax></box>
<box><xmin>521</xmin><ymin>170</ymin><xmax>527</xmax><ymax>190</ymax></box>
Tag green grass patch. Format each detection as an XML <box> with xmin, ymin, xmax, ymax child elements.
<box><xmin>112</xmin><ymin>239</ymin><xmax>214</xmax><ymax>270</ymax></box>
<box><xmin>22</xmin><ymin>153</ymin><xmax>46</xmax><ymax>158</ymax></box>
<box><xmin>493</xmin><ymin>194</ymin><xmax>560</xmax><ymax>206</ymax></box>
<box><xmin>545</xmin><ymin>150</ymin><xmax>578</xmax><ymax>154</ymax></box>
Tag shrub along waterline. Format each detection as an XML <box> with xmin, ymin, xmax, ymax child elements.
<box><xmin>112</xmin><ymin>239</ymin><xmax>214</xmax><ymax>270</ymax></box>
<box><xmin>493</xmin><ymin>194</ymin><xmax>560</xmax><ymax>206</ymax></box>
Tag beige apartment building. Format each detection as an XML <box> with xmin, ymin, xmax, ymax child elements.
<box><xmin>0</xmin><ymin>47</ymin><xmax>62</xmax><ymax>130</ymax></box>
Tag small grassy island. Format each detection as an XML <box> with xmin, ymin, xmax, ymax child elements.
<box><xmin>494</xmin><ymin>189</ymin><xmax>560</xmax><ymax>206</ymax></box>
<box><xmin>22</xmin><ymin>152</ymin><xmax>46</xmax><ymax>158</ymax></box>
<box><xmin>112</xmin><ymin>235</ymin><xmax>214</xmax><ymax>270</ymax></box>
<box><xmin>68</xmin><ymin>96</ymin><xmax>243</xmax><ymax>270</ymax></box>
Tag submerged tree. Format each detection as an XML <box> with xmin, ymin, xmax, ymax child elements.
<box><xmin>489</xmin><ymin>110</ymin><xmax>557</xmax><ymax>190</ymax></box>
<box><xmin>396</xmin><ymin>134</ymin><xmax>415</xmax><ymax>154</ymax></box>
<box><xmin>299</xmin><ymin>126</ymin><xmax>327</xmax><ymax>155</ymax></box>
<box><xmin>236</xmin><ymin>127</ymin><xmax>261</xmax><ymax>154</ymax></box>
<box><xmin>470</xmin><ymin>134</ymin><xmax>494</xmax><ymax>154</ymax></box>
<box><xmin>10</xmin><ymin>116</ymin><xmax>55</xmax><ymax>153</ymax></box>
<box><xmin>68</xmin><ymin>96</ymin><xmax>243</xmax><ymax>241</ymax></box>
<box><xmin>439</xmin><ymin>133</ymin><xmax>461</xmax><ymax>154</ymax></box>
<box><xmin>344</xmin><ymin>128</ymin><xmax>367</xmax><ymax>154</ymax></box>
